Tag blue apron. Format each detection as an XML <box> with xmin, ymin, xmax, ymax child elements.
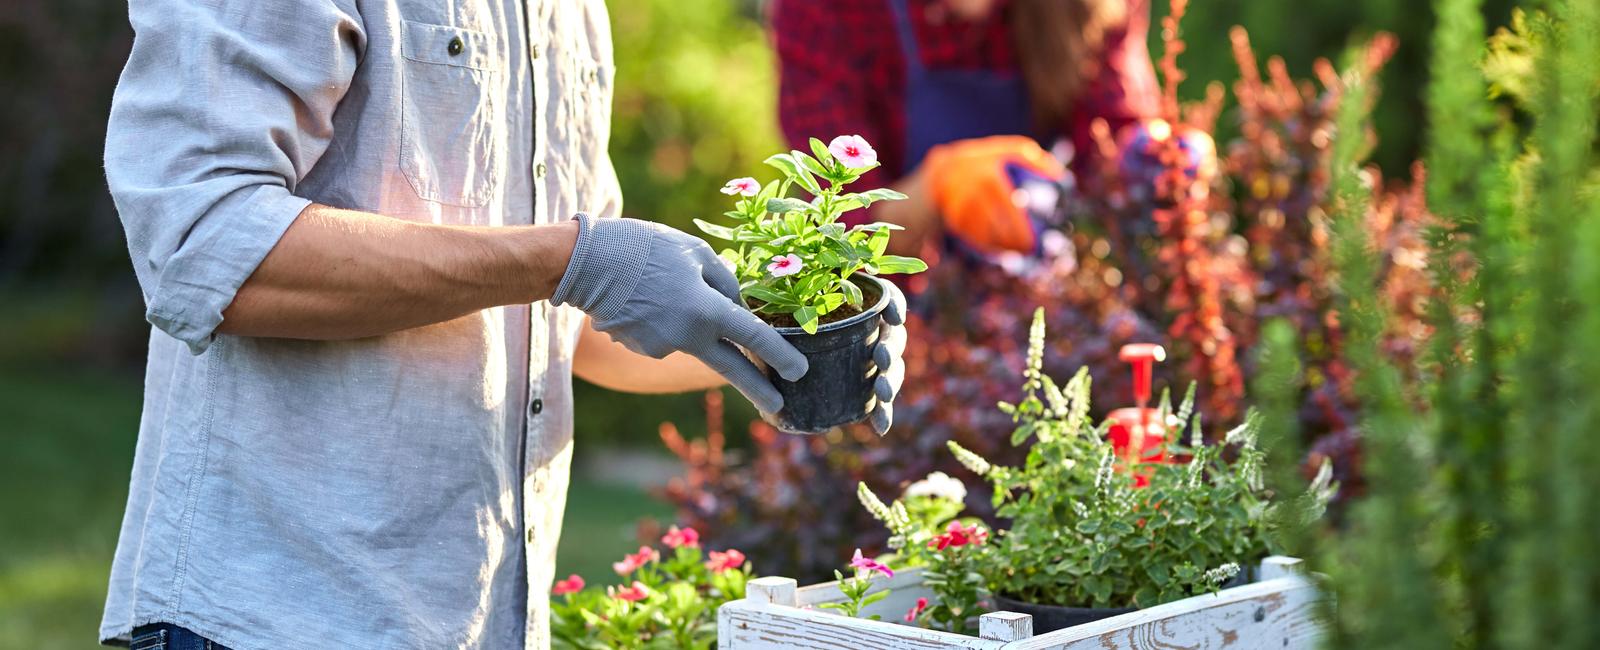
<box><xmin>886</xmin><ymin>0</ymin><xmax>1041</xmax><ymax>174</ymax></box>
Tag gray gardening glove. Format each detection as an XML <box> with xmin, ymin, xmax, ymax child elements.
<box><xmin>868</xmin><ymin>280</ymin><xmax>908</xmax><ymax>435</ymax></box>
<box><xmin>553</xmin><ymin>213</ymin><xmax>808</xmax><ymax>413</ymax></box>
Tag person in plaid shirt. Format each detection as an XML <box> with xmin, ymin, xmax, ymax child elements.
<box><xmin>771</xmin><ymin>0</ymin><xmax>1158</xmax><ymax>258</ymax></box>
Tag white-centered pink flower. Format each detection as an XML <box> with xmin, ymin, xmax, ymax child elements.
<box><xmin>767</xmin><ymin>253</ymin><xmax>803</xmax><ymax>277</ymax></box>
<box><xmin>721</xmin><ymin>176</ymin><xmax>760</xmax><ymax>196</ymax></box>
<box><xmin>828</xmin><ymin>134</ymin><xmax>878</xmax><ymax>169</ymax></box>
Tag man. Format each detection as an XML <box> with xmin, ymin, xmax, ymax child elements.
<box><xmin>99</xmin><ymin>1</ymin><xmax>905</xmax><ymax>648</ymax></box>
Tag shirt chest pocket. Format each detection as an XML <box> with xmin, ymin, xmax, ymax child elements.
<box><xmin>398</xmin><ymin>20</ymin><xmax>506</xmax><ymax>208</ymax></box>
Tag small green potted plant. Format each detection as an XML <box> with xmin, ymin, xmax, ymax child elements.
<box><xmin>699</xmin><ymin>135</ymin><xmax>927</xmax><ymax>433</ymax></box>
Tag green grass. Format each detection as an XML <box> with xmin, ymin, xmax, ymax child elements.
<box><xmin>0</xmin><ymin>365</ymin><xmax>669</xmax><ymax>648</ymax></box>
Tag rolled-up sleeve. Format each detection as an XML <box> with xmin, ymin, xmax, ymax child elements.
<box><xmin>107</xmin><ymin>0</ymin><xmax>364</xmax><ymax>353</ymax></box>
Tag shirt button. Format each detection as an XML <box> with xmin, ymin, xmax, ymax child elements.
<box><xmin>535</xmin><ymin>163</ymin><xmax>547</xmax><ymax>178</ymax></box>
<box><xmin>529</xmin><ymin>398</ymin><xmax>544</xmax><ymax>416</ymax></box>
<box><xmin>526</xmin><ymin>527</ymin><xmax>535</xmax><ymax>544</ymax></box>
<box><xmin>447</xmin><ymin>37</ymin><xmax>464</xmax><ymax>56</ymax></box>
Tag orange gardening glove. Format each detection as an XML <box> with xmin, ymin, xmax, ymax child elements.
<box><xmin>922</xmin><ymin>135</ymin><xmax>1067</xmax><ymax>254</ymax></box>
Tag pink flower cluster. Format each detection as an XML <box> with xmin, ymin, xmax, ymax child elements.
<box><xmin>612</xmin><ymin>545</ymin><xmax>660</xmax><ymax>575</ymax></box>
<box><xmin>903</xmin><ymin>596</ymin><xmax>929</xmax><ymax>623</ymax></box>
<box><xmin>705</xmin><ymin>548</ymin><xmax>746</xmax><ymax>573</ymax></box>
<box><xmin>928</xmin><ymin>521</ymin><xmax>988</xmax><ymax>551</ymax></box>
<box><xmin>661</xmin><ymin>525</ymin><xmax>700</xmax><ymax>549</ymax></box>
<box><xmin>849</xmin><ymin>548</ymin><xmax>894</xmax><ymax>578</ymax></box>
<box><xmin>552</xmin><ymin>574</ymin><xmax>585</xmax><ymax>596</ymax></box>
<box><xmin>767</xmin><ymin>253</ymin><xmax>803</xmax><ymax>278</ymax></box>
<box><xmin>611</xmin><ymin>580</ymin><xmax>651</xmax><ymax>602</ymax></box>
<box><xmin>721</xmin><ymin>176</ymin><xmax>760</xmax><ymax>197</ymax></box>
<box><xmin>828</xmin><ymin>134</ymin><xmax>878</xmax><ymax>169</ymax></box>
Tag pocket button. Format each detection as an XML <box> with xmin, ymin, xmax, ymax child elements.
<box><xmin>447</xmin><ymin>37</ymin><xmax>464</xmax><ymax>56</ymax></box>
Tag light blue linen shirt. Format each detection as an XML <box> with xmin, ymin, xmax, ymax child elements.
<box><xmin>100</xmin><ymin>0</ymin><xmax>621</xmax><ymax>647</ymax></box>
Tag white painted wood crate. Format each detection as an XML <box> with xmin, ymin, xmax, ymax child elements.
<box><xmin>718</xmin><ymin>556</ymin><xmax>1322</xmax><ymax>649</ymax></box>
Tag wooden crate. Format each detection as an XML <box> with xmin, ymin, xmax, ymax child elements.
<box><xmin>718</xmin><ymin>556</ymin><xmax>1321</xmax><ymax>649</ymax></box>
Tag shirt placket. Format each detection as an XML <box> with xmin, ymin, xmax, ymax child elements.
<box><xmin>521</xmin><ymin>0</ymin><xmax>551</xmax><ymax>647</ymax></box>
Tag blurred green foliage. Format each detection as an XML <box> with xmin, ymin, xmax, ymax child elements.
<box><xmin>606</xmin><ymin>0</ymin><xmax>783</xmax><ymax>234</ymax></box>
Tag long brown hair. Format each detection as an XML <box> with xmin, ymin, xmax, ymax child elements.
<box><xmin>1009</xmin><ymin>0</ymin><xmax>1127</xmax><ymax>130</ymax></box>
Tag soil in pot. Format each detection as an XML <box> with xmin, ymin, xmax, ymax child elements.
<box><xmin>752</xmin><ymin>276</ymin><xmax>889</xmax><ymax>434</ymax></box>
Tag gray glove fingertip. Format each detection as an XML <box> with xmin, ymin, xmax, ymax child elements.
<box><xmin>726</xmin><ymin>311</ymin><xmax>808</xmax><ymax>381</ymax></box>
<box><xmin>701</xmin><ymin>253</ymin><xmax>744</xmax><ymax>305</ymax></box>
<box><xmin>881</xmin><ymin>280</ymin><xmax>908</xmax><ymax>326</ymax></box>
<box><xmin>869</xmin><ymin>401</ymin><xmax>894</xmax><ymax>436</ymax></box>
<box><xmin>697</xmin><ymin>342</ymin><xmax>784</xmax><ymax>413</ymax></box>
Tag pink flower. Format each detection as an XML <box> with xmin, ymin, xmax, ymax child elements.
<box><xmin>661</xmin><ymin>525</ymin><xmax>700</xmax><ymax>549</ymax></box>
<box><xmin>828</xmin><ymin>135</ymin><xmax>878</xmax><ymax>169</ymax></box>
<box><xmin>721</xmin><ymin>177</ymin><xmax>760</xmax><ymax>196</ymax></box>
<box><xmin>928</xmin><ymin>521</ymin><xmax>989</xmax><ymax>551</ymax></box>
<box><xmin>705</xmin><ymin>549</ymin><xmax>747</xmax><ymax>573</ymax></box>
<box><xmin>612</xmin><ymin>545</ymin><xmax>660</xmax><ymax>575</ymax></box>
<box><xmin>904</xmin><ymin>597</ymin><xmax>929</xmax><ymax>622</ymax></box>
<box><xmin>767</xmin><ymin>254</ymin><xmax>803</xmax><ymax>277</ymax></box>
<box><xmin>552</xmin><ymin>574</ymin><xmax>585</xmax><ymax>596</ymax></box>
<box><xmin>850</xmin><ymin>548</ymin><xmax>894</xmax><ymax>579</ymax></box>
<box><xmin>612</xmin><ymin>580</ymin><xmax>651</xmax><ymax>602</ymax></box>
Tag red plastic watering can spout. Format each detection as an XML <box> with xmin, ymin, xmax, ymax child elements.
<box><xmin>1118</xmin><ymin>343</ymin><xmax>1167</xmax><ymax>410</ymax></box>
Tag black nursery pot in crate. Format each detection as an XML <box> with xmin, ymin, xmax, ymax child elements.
<box><xmin>990</xmin><ymin>594</ymin><xmax>1137</xmax><ymax>634</ymax></box>
<box><xmin>989</xmin><ymin>564</ymin><xmax>1257</xmax><ymax>634</ymax></box>
<box><xmin>757</xmin><ymin>275</ymin><xmax>890</xmax><ymax>434</ymax></box>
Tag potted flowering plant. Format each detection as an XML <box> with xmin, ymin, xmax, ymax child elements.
<box><xmin>852</xmin><ymin>310</ymin><xmax>1335</xmax><ymax>634</ymax></box>
<box><xmin>957</xmin><ymin>309</ymin><xmax>1331</xmax><ymax>632</ymax></box>
<box><xmin>699</xmin><ymin>135</ymin><xmax>928</xmax><ymax>433</ymax></box>
<box><xmin>550</xmin><ymin>526</ymin><xmax>750</xmax><ymax>649</ymax></box>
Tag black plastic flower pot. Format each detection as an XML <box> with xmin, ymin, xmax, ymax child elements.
<box><xmin>990</xmin><ymin>593</ymin><xmax>1137</xmax><ymax>634</ymax></box>
<box><xmin>756</xmin><ymin>275</ymin><xmax>890</xmax><ymax>435</ymax></box>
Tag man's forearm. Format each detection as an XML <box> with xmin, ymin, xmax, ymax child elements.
<box><xmin>219</xmin><ymin>203</ymin><xmax>578</xmax><ymax>340</ymax></box>
<box><xmin>876</xmin><ymin>166</ymin><xmax>938</xmax><ymax>256</ymax></box>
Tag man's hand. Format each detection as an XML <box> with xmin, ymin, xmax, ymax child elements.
<box><xmin>868</xmin><ymin>280</ymin><xmax>909</xmax><ymax>435</ymax></box>
<box><xmin>553</xmin><ymin>214</ymin><xmax>808</xmax><ymax>413</ymax></box>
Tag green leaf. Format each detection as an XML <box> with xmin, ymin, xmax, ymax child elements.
<box><xmin>856</xmin><ymin>221</ymin><xmax>906</xmax><ymax>232</ymax></box>
<box><xmin>796</xmin><ymin>150</ymin><xmax>829</xmax><ymax>179</ymax></box>
<box><xmin>1011</xmin><ymin>421</ymin><xmax>1038</xmax><ymax>446</ymax></box>
<box><xmin>766</xmin><ymin>197</ymin><xmax>812</xmax><ymax>214</ymax></box>
<box><xmin>765</xmin><ymin>153</ymin><xmax>821</xmax><ymax>195</ymax></box>
<box><xmin>839</xmin><ymin>278</ymin><xmax>863</xmax><ymax>307</ymax></box>
<box><xmin>742</xmin><ymin>284</ymin><xmax>795</xmax><ymax>307</ymax></box>
<box><xmin>693</xmin><ymin>218</ymin><xmax>737</xmax><ymax>240</ymax></box>
<box><xmin>818</xmin><ymin>292</ymin><xmax>845</xmax><ymax>313</ymax></box>
<box><xmin>796</xmin><ymin>307</ymin><xmax>820</xmax><ymax>334</ymax></box>
<box><xmin>809</xmin><ymin>137</ymin><xmax>833</xmax><ymax>166</ymax></box>
<box><xmin>734</xmin><ymin>228</ymin><xmax>771</xmax><ymax>243</ymax></box>
<box><xmin>872</xmin><ymin>255</ymin><xmax>928</xmax><ymax>274</ymax></box>
<box><xmin>868</xmin><ymin>227</ymin><xmax>891</xmax><ymax>257</ymax></box>
<box><xmin>859</xmin><ymin>187</ymin><xmax>908</xmax><ymax>203</ymax></box>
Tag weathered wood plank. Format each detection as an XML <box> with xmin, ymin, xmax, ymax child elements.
<box><xmin>979</xmin><ymin>612</ymin><xmax>1033</xmax><ymax>641</ymax></box>
<box><xmin>998</xmin><ymin>576</ymin><xmax>1324</xmax><ymax>650</ymax></box>
<box><xmin>1258</xmin><ymin>556</ymin><xmax>1302</xmax><ymax>582</ymax></box>
<box><xmin>719</xmin><ymin>599</ymin><xmax>1005</xmax><ymax>650</ymax></box>
<box><xmin>751</xmin><ymin>577</ymin><xmax>800</xmax><ymax>606</ymax></box>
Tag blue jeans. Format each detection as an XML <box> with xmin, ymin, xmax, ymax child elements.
<box><xmin>128</xmin><ymin>624</ymin><xmax>232</xmax><ymax>650</ymax></box>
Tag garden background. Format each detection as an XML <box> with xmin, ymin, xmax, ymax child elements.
<box><xmin>0</xmin><ymin>0</ymin><xmax>1513</xmax><ymax>647</ymax></box>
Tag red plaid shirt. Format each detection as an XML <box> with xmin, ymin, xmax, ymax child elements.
<box><xmin>771</xmin><ymin>0</ymin><xmax>1158</xmax><ymax>191</ymax></box>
